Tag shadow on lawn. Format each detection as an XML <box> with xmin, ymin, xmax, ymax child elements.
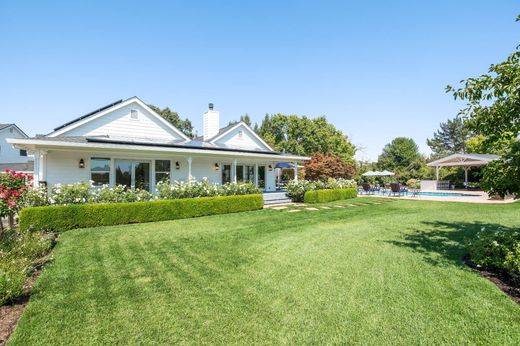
<box><xmin>386</xmin><ymin>221</ymin><xmax>516</xmax><ymax>268</ymax></box>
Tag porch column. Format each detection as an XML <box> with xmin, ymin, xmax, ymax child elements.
<box><xmin>40</xmin><ymin>151</ymin><xmax>48</xmax><ymax>185</ymax></box>
<box><xmin>232</xmin><ymin>159</ymin><xmax>237</xmax><ymax>183</ymax></box>
<box><xmin>33</xmin><ymin>149</ymin><xmax>40</xmax><ymax>188</ymax></box>
<box><xmin>435</xmin><ymin>166</ymin><xmax>440</xmax><ymax>181</ymax></box>
<box><xmin>463</xmin><ymin>167</ymin><xmax>469</xmax><ymax>187</ymax></box>
<box><xmin>187</xmin><ymin>156</ymin><xmax>193</xmax><ymax>183</ymax></box>
<box><xmin>254</xmin><ymin>164</ymin><xmax>259</xmax><ymax>187</ymax></box>
<box><xmin>293</xmin><ymin>162</ymin><xmax>298</xmax><ymax>182</ymax></box>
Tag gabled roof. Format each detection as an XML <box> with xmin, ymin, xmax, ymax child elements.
<box><xmin>47</xmin><ymin>96</ymin><xmax>191</xmax><ymax>141</ymax></box>
<box><xmin>427</xmin><ymin>153</ymin><xmax>500</xmax><ymax>167</ymax></box>
<box><xmin>52</xmin><ymin>99</ymin><xmax>123</xmax><ymax>131</ymax></box>
<box><xmin>208</xmin><ymin>121</ymin><xmax>274</xmax><ymax>151</ymax></box>
<box><xmin>194</xmin><ymin>122</ymin><xmax>237</xmax><ymax>142</ymax></box>
<box><xmin>0</xmin><ymin>123</ymin><xmax>29</xmax><ymax>137</ymax></box>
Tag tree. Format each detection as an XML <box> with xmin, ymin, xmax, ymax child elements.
<box><xmin>228</xmin><ymin>113</ymin><xmax>252</xmax><ymax>127</ymax></box>
<box><xmin>304</xmin><ymin>153</ymin><xmax>356</xmax><ymax>181</ymax></box>
<box><xmin>257</xmin><ymin>114</ymin><xmax>356</xmax><ymax>162</ymax></box>
<box><xmin>446</xmin><ymin>32</ymin><xmax>520</xmax><ymax>197</ymax></box>
<box><xmin>377</xmin><ymin>137</ymin><xmax>420</xmax><ymax>171</ymax></box>
<box><xmin>148</xmin><ymin>104</ymin><xmax>195</xmax><ymax>139</ymax></box>
<box><xmin>427</xmin><ymin>117</ymin><xmax>471</xmax><ymax>156</ymax></box>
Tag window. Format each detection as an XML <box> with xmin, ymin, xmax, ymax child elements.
<box><xmin>238</xmin><ymin>130</ymin><xmax>243</xmax><ymax>138</ymax></box>
<box><xmin>236</xmin><ymin>165</ymin><xmax>244</xmax><ymax>182</ymax></box>
<box><xmin>130</xmin><ymin>109</ymin><xmax>139</xmax><ymax>120</ymax></box>
<box><xmin>244</xmin><ymin>165</ymin><xmax>254</xmax><ymax>183</ymax></box>
<box><xmin>20</xmin><ymin>149</ymin><xmax>27</xmax><ymax>157</ymax></box>
<box><xmin>155</xmin><ymin>160</ymin><xmax>171</xmax><ymax>183</ymax></box>
<box><xmin>222</xmin><ymin>165</ymin><xmax>231</xmax><ymax>184</ymax></box>
<box><xmin>258</xmin><ymin>166</ymin><xmax>265</xmax><ymax>189</ymax></box>
<box><xmin>115</xmin><ymin>159</ymin><xmax>132</xmax><ymax>188</ymax></box>
<box><xmin>9</xmin><ymin>128</ymin><xmax>13</xmax><ymax>133</ymax></box>
<box><xmin>91</xmin><ymin>158</ymin><xmax>110</xmax><ymax>186</ymax></box>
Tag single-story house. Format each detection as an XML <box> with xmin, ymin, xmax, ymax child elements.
<box><xmin>0</xmin><ymin>123</ymin><xmax>33</xmax><ymax>171</ymax></box>
<box><xmin>7</xmin><ymin>97</ymin><xmax>309</xmax><ymax>192</ymax></box>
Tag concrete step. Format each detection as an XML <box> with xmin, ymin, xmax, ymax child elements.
<box><xmin>263</xmin><ymin>192</ymin><xmax>292</xmax><ymax>205</ymax></box>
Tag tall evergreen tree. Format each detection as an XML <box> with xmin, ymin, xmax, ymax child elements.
<box><xmin>426</xmin><ymin>117</ymin><xmax>471</xmax><ymax>157</ymax></box>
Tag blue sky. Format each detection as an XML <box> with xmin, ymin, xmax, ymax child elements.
<box><xmin>1</xmin><ymin>1</ymin><xmax>518</xmax><ymax>161</ymax></box>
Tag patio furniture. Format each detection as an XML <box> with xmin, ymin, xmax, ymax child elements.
<box><xmin>362</xmin><ymin>183</ymin><xmax>374</xmax><ymax>195</ymax></box>
<box><xmin>389</xmin><ymin>182</ymin><xmax>404</xmax><ymax>197</ymax></box>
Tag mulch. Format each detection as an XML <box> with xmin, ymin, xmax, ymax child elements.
<box><xmin>464</xmin><ymin>256</ymin><xmax>520</xmax><ymax>305</ymax></box>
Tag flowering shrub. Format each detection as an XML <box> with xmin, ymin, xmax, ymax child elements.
<box><xmin>50</xmin><ymin>182</ymin><xmax>91</xmax><ymax>205</ymax></box>
<box><xmin>91</xmin><ymin>185</ymin><xmax>153</xmax><ymax>204</ymax></box>
<box><xmin>156</xmin><ymin>179</ymin><xmax>260</xmax><ymax>199</ymax></box>
<box><xmin>286</xmin><ymin>178</ymin><xmax>357</xmax><ymax>202</ymax></box>
<box><xmin>467</xmin><ymin>227</ymin><xmax>520</xmax><ymax>282</ymax></box>
<box><xmin>20</xmin><ymin>186</ymin><xmax>49</xmax><ymax>208</ymax></box>
<box><xmin>0</xmin><ymin>170</ymin><xmax>32</xmax><ymax>228</ymax></box>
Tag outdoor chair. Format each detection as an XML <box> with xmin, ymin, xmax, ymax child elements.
<box><xmin>389</xmin><ymin>182</ymin><xmax>404</xmax><ymax>197</ymax></box>
<box><xmin>362</xmin><ymin>183</ymin><xmax>373</xmax><ymax>195</ymax></box>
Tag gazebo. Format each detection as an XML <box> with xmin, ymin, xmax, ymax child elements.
<box><xmin>427</xmin><ymin>153</ymin><xmax>500</xmax><ymax>187</ymax></box>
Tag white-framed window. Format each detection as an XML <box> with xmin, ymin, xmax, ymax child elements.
<box><xmin>130</xmin><ymin>109</ymin><xmax>139</xmax><ymax>120</ymax></box>
<box><xmin>90</xmin><ymin>158</ymin><xmax>111</xmax><ymax>186</ymax></box>
<box><xmin>238</xmin><ymin>130</ymin><xmax>243</xmax><ymax>138</ymax></box>
<box><xmin>155</xmin><ymin>160</ymin><xmax>171</xmax><ymax>183</ymax></box>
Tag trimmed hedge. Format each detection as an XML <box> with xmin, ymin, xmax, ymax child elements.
<box><xmin>19</xmin><ymin>194</ymin><xmax>263</xmax><ymax>233</ymax></box>
<box><xmin>304</xmin><ymin>188</ymin><xmax>357</xmax><ymax>204</ymax></box>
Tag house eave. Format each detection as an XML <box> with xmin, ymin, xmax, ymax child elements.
<box><xmin>6</xmin><ymin>138</ymin><xmax>310</xmax><ymax>161</ymax></box>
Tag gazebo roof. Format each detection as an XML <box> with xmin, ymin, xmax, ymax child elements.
<box><xmin>427</xmin><ymin>153</ymin><xmax>500</xmax><ymax>167</ymax></box>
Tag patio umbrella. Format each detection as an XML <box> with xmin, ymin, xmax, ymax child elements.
<box><xmin>362</xmin><ymin>171</ymin><xmax>377</xmax><ymax>176</ymax></box>
<box><xmin>275</xmin><ymin>162</ymin><xmax>296</xmax><ymax>169</ymax></box>
<box><xmin>378</xmin><ymin>170</ymin><xmax>395</xmax><ymax>176</ymax></box>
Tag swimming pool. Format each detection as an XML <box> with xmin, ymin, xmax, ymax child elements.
<box><xmin>362</xmin><ymin>190</ymin><xmax>481</xmax><ymax>197</ymax></box>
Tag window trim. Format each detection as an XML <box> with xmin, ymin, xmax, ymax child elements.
<box><xmin>130</xmin><ymin>109</ymin><xmax>139</xmax><ymax>120</ymax></box>
<box><xmin>155</xmin><ymin>159</ymin><xmax>171</xmax><ymax>184</ymax></box>
<box><xmin>90</xmin><ymin>157</ymin><xmax>111</xmax><ymax>186</ymax></box>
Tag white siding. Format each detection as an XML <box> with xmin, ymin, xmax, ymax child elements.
<box><xmin>42</xmin><ymin>150</ymin><xmax>276</xmax><ymax>192</ymax></box>
<box><xmin>0</xmin><ymin>126</ymin><xmax>30</xmax><ymax>164</ymax></box>
<box><xmin>46</xmin><ymin>151</ymin><xmax>90</xmax><ymax>186</ymax></box>
<box><xmin>214</xmin><ymin>124</ymin><xmax>270</xmax><ymax>151</ymax></box>
<box><xmin>59</xmin><ymin>103</ymin><xmax>184</xmax><ymax>141</ymax></box>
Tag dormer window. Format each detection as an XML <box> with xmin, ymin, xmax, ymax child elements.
<box><xmin>130</xmin><ymin>109</ymin><xmax>139</xmax><ymax>120</ymax></box>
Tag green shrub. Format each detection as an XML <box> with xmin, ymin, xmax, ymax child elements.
<box><xmin>19</xmin><ymin>194</ymin><xmax>264</xmax><ymax>233</ymax></box>
<box><xmin>467</xmin><ymin>227</ymin><xmax>520</xmax><ymax>282</ymax></box>
<box><xmin>286</xmin><ymin>179</ymin><xmax>357</xmax><ymax>202</ymax></box>
<box><xmin>0</xmin><ymin>229</ymin><xmax>54</xmax><ymax>305</ymax></box>
<box><xmin>304</xmin><ymin>188</ymin><xmax>357</xmax><ymax>203</ymax></box>
<box><xmin>156</xmin><ymin>179</ymin><xmax>260</xmax><ymax>199</ymax></box>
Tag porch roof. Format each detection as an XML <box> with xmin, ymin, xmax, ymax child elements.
<box><xmin>6</xmin><ymin>136</ymin><xmax>310</xmax><ymax>161</ymax></box>
<box><xmin>427</xmin><ymin>153</ymin><xmax>500</xmax><ymax>167</ymax></box>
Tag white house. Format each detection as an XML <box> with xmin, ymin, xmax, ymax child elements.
<box><xmin>0</xmin><ymin>123</ymin><xmax>33</xmax><ymax>172</ymax></box>
<box><xmin>7</xmin><ymin>97</ymin><xmax>308</xmax><ymax>192</ymax></box>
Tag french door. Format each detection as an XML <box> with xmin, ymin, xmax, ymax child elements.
<box><xmin>115</xmin><ymin>159</ymin><xmax>150</xmax><ymax>191</ymax></box>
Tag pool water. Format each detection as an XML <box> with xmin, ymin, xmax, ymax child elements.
<box><xmin>364</xmin><ymin>190</ymin><xmax>480</xmax><ymax>197</ymax></box>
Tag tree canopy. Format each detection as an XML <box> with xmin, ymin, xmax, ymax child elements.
<box><xmin>228</xmin><ymin>114</ymin><xmax>252</xmax><ymax>127</ymax></box>
<box><xmin>304</xmin><ymin>153</ymin><xmax>356</xmax><ymax>181</ymax></box>
<box><xmin>427</xmin><ymin>117</ymin><xmax>471</xmax><ymax>157</ymax></box>
<box><xmin>257</xmin><ymin>114</ymin><xmax>356</xmax><ymax>162</ymax></box>
<box><xmin>148</xmin><ymin>104</ymin><xmax>195</xmax><ymax>139</ymax></box>
<box><xmin>377</xmin><ymin>137</ymin><xmax>420</xmax><ymax>171</ymax></box>
<box><xmin>446</xmin><ymin>38</ymin><xmax>520</xmax><ymax>197</ymax></box>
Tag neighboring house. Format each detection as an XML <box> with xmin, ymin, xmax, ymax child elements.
<box><xmin>0</xmin><ymin>123</ymin><xmax>33</xmax><ymax>172</ymax></box>
<box><xmin>7</xmin><ymin>97</ymin><xmax>308</xmax><ymax>192</ymax></box>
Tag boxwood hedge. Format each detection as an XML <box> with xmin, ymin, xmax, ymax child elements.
<box><xmin>19</xmin><ymin>194</ymin><xmax>263</xmax><ymax>233</ymax></box>
<box><xmin>304</xmin><ymin>188</ymin><xmax>357</xmax><ymax>204</ymax></box>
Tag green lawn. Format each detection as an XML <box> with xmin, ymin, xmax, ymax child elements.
<box><xmin>9</xmin><ymin>198</ymin><xmax>520</xmax><ymax>345</ymax></box>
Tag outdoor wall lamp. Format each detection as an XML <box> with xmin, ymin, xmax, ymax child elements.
<box><xmin>268</xmin><ymin>164</ymin><xmax>273</xmax><ymax>171</ymax></box>
<box><xmin>78</xmin><ymin>158</ymin><xmax>85</xmax><ymax>169</ymax></box>
<box><xmin>214</xmin><ymin>163</ymin><xmax>220</xmax><ymax>171</ymax></box>
<box><xmin>175</xmin><ymin>161</ymin><xmax>180</xmax><ymax>170</ymax></box>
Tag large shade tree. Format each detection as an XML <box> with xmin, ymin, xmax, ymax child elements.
<box><xmin>257</xmin><ymin>114</ymin><xmax>356</xmax><ymax>162</ymax></box>
<box><xmin>446</xmin><ymin>30</ymin><xmax>520</xmax><ymax>197</ymax></box>
<box><xmin>148</xmin><ymin>104</ymin><xmax>195</xmax><ymax>139</ymax></box>
<box><xmin>377</xmin><ymin>137</ymin><xmax>420</xmax><ymax>171</ymax></box>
